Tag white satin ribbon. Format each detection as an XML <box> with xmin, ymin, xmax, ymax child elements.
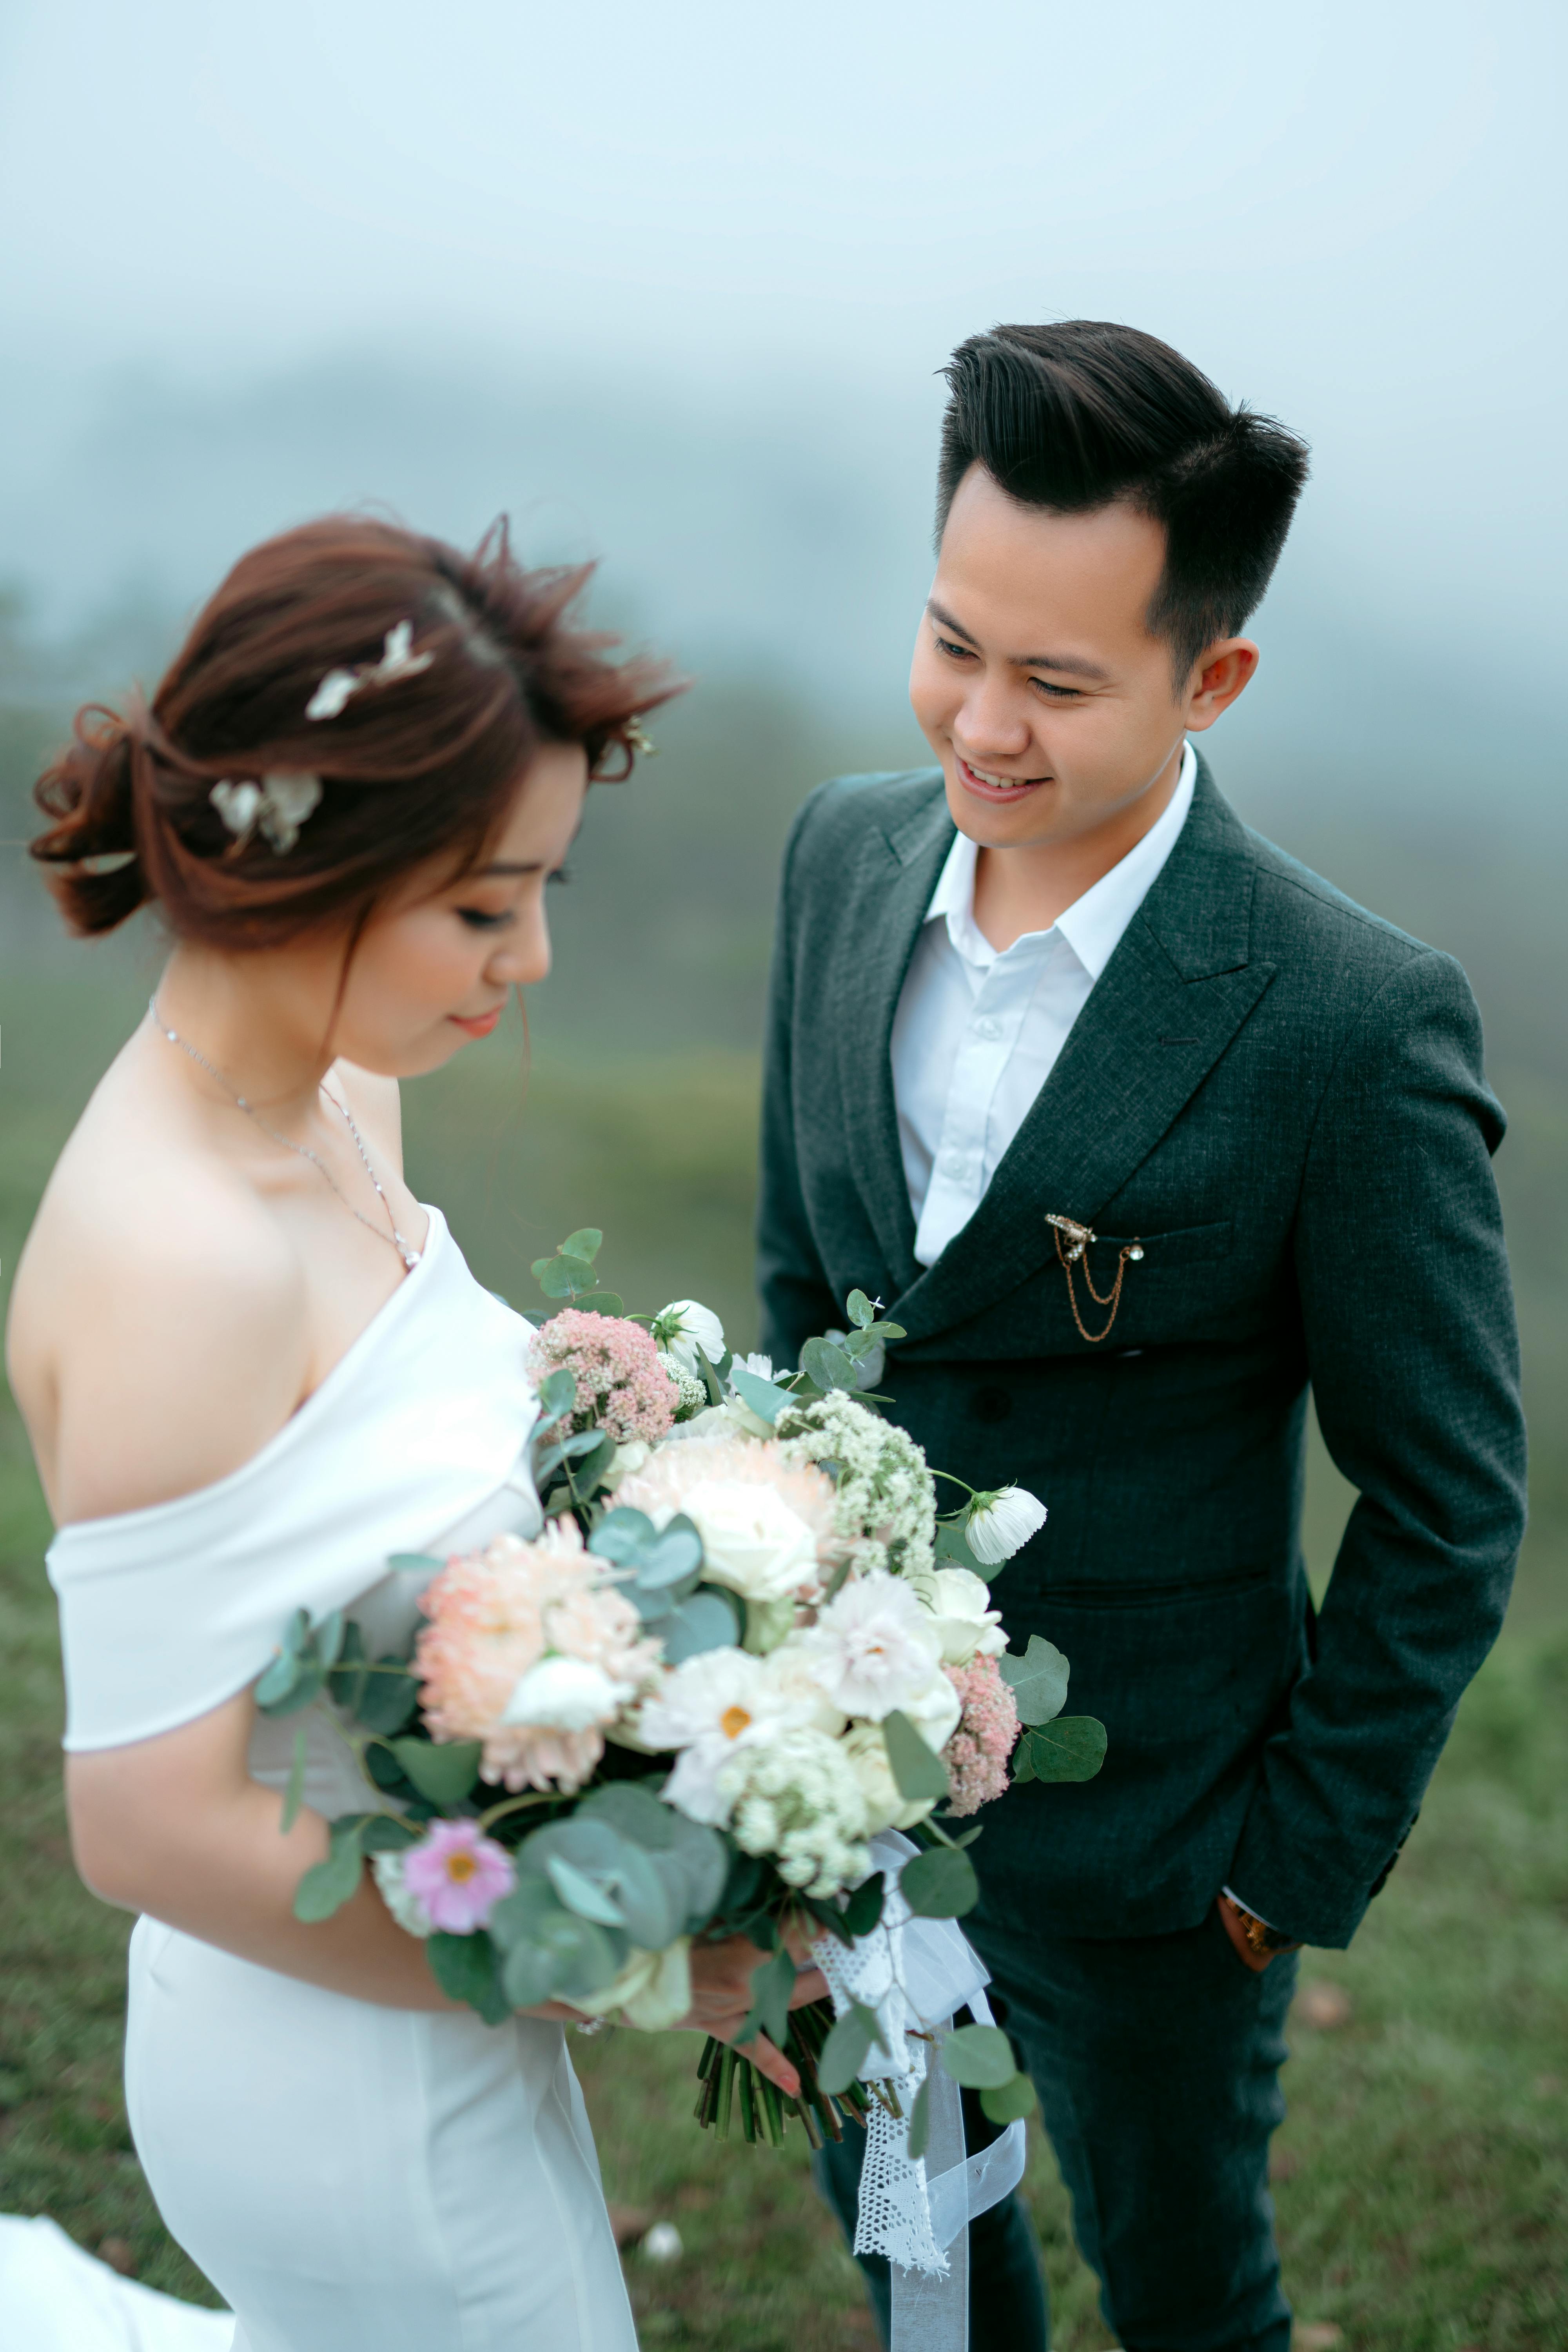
<box><xmin>810</xmin><ymin>1832</ymin><xmax>1028</xmax><ymax>2352</ymax></box>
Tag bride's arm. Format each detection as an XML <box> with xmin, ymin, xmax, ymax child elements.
<box><xmin>65</xmin><ymin>1696</ymin><xmax>484</xmax><ymax>2010</ymax></box>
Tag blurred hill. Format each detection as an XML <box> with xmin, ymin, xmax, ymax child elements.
<box><xmin>0</xmin><ymin>365</ymin><xmax>1563</xmax><ymax>1598</ymax></box>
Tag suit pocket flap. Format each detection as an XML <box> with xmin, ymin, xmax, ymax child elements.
<box><xmin>1093</xmin><ymin>1218</ymin><xmax>1234</xmax><ymax>1268</ymax></box>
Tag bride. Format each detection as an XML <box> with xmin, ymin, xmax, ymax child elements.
<box><xmin>4</xmin><ymin>515</ymin><xmax>818</xmax><ymax>2349</ymax></box>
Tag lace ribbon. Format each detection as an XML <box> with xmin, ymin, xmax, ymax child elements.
<box><xmin>809</xmin><ymin>1832</ymin><xmax>1028</xmax><ymax>2352</ymax></box>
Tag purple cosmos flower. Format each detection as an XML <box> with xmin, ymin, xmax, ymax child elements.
<box><xmin>401</xmin><ymin>1818</ymin><xmax>515</xmax><ymax>1934</ymax></box>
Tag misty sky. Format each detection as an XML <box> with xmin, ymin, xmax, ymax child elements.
<box><xmin>2</xmin><ymin>0</ymin><xmax>1564</xmax><ymax>699</ymax></box>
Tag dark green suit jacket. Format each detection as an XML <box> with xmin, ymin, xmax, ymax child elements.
<box><xmin>757</xmin><ymin>757</ymin><xmax>1526</xmax><ymax>1948</ymax></box>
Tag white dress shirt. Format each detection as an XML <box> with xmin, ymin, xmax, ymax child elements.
<box><xmin>891</xmin><ymin>742</ymin><xmax>1196</xmax><ymax>1268</ymax></box>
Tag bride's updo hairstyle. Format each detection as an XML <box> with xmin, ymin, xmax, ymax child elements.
<box><xmin>31</xmin><ymin>515</ymin><xmax>678</xmax><ymax>944</ymax></box>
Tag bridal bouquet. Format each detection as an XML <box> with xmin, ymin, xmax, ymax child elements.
<box><xmin>257</xmin><ymin>1231</ymin><xmax>1105</xmax><ymax>2152</ymax></box>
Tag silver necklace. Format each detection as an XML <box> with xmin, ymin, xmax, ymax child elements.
<box><xmin>150</xmin><ymin>996</ymin><xmax>422</xmax><ymax>1272</ymax></box>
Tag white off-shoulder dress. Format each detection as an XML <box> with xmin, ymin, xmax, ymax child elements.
<box><xmin>38</xmin><ymin>1207</ymin><xmax>639</xmax><ymax>2352</ymax></box>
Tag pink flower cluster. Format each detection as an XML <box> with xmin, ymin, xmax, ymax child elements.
<box><xmin>416</xmin><ymin>1521</ymin><xmax>663</xmax><ymax>1792</ymax></box>
<box><xmin>940</xmin><ymin>1654</ymin><xmax>1020</xmax><ymax>1818</ymax></box>
<box><xmin>528</xmin><ymin>1310</ymin><xmax>678</xmax><ymax>1445</ymax></box>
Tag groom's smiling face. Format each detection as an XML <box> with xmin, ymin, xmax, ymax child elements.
<box><xmin>909</xmin><ymin>462</ymin><xmax>1255</xmax><ymax>855</ymax></box>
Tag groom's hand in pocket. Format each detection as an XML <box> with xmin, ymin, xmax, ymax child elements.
<box><xmin>683</xmin><ymin>1925</ymin><xmax>830</xmax><ymax>2096</ymax></box>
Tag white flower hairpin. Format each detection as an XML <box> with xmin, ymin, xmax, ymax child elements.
<box><xmin>210</xmin><ymin>769</ymin><xmax>323</xmax><ymax>855</ymax></box>
<box><xmin>306</xmin><ymin>618</ymin><xmax>434</xmax><ymax>722</ymax></box>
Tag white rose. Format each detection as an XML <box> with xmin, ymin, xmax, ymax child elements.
<box><xmin>604</xmin><ymin>1439</ymin><xmax>652</xmax><ymax>1486</ymax></box>
<box><xmin>899</xmin><ymin>1660</ymin><xmax>963</xmax><ymax>1755</ymax></box>
<box><xmin>841</xmin><ymin>1722</ymin><xmax>938</xmax><ymax>1835</ymax></box>
<box><xmin>500</xmin><ymin>1655</ymin><xmax>632</xmax><ymax>1732</ymax></box>
<box><xmin>760</xmin><ymin>1641</ymin><xmax>848</xmax><ymax>1737</ymax></box>
<box><xmin>916</xmin><ymin>1566</ymin><xmax>1007</xmax><ymax>1666</ymax></box>
<box><xmin>570</xmin><ymin>1937</ymin><xmax>692</xmax><ymax>2031</ymax></box>
<box><xmin>679</xmin><ymin>1478</ymin><xmax>821</xmax><ymax>1603</ymax></box>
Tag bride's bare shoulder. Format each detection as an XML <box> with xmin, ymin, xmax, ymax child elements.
<box><xmin>8</xmin><ymin>1070</ymin><xmax>310</xmax><ymax>1524</ymax></box>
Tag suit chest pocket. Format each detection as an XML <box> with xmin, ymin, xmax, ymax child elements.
<box><xmin>1092</xmin><ymin>1218</ymin><xmax>1234</xmax><ymax>1270</ymax></box>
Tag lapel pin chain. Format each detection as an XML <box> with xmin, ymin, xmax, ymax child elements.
<box><xmin>1045</xmin><ymin>1213</ymin><xmax>1144</xmax><ymax>1344</ymax></box>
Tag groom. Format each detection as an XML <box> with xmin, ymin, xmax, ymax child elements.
<box><xmin>756</xmin><ymin>321</ymin><xmax>1526</xmax><ymax>2351</ymax></box>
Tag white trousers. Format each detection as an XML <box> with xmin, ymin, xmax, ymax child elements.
<box><xmin>125</xmin><ymin>1918</ymin><xmax>638</xmax><ymax>2352</ymax></box>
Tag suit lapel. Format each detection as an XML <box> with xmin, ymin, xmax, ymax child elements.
<box><xmin>835</xmin><ymin>775</ymin><xmax>954</xmax><ymax>1288</ymax></box>
<box><xmin>889</xmin><ymin>760</ymin><xmax>1276</xmax><ymax>1342</ymax></box>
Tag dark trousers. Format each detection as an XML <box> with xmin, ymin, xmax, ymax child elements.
<box><xmin>814</xmin><ymin>1905</ymin><xmax>1297</xmax><ymax>2352</ymax></box>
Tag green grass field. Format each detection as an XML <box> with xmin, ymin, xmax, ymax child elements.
<box><xmin>1</xmin><ymin>967</ymin><xmax>1565</xmax><ymax>2350</ymax></box>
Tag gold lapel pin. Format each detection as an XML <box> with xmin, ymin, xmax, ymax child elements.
<box><xmin>1045</xmin><ymin>1214</ymin><xmax>1144</xmax><ymax>1344</ymax></box>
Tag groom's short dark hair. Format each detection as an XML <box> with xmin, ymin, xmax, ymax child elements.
<box><xmin>936</xmin><ymin>321</ymin><xmax>1310</xmax><ymax>677</ymax></box>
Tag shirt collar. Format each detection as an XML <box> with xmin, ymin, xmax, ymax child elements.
<box><xmin>924</xmin><ymin>740</ymin><xmax>1197</xmax><ymax>979</ymax></box>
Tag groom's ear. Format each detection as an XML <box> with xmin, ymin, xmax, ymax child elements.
<box><xmin>1180</xmin><ymin>639</ymin><xmax>1259</xmax><ymax>733</ymax></box>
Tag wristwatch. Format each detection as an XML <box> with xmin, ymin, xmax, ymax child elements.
<box><xmin>1220</xmin><ymin>1893</ymin><xmax>1303</xmax><ymax>1958</ymax></box>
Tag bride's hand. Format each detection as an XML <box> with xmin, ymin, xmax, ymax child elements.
<box><xmin>681</xmin><ymin>1927</ymin><xmax>831</xmax><ymax>2097</ymax></box>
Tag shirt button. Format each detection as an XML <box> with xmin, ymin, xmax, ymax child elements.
<box><xmin>940</xmin><ymin>1150</ymin><xmax>968</xmax><ymax>1180</ymax></box>
<box><xmin>974</xmin><ymin>1017</ymin><xmax>1002</xmax><ymax>1041</ymax></box>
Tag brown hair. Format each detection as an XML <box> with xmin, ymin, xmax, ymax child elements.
<box><xmin>31</xmin><ymin>514</ymin><xmax>681</xmax><ymax>944</ymax></box>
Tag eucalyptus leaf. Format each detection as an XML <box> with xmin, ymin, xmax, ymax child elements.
<box><xmin>938</xmin><ymin>2023</ymin><xmax>1016</xmax><ymax>2089</ymax></box>
<box><xmin>293</xmin><ymin>1816</ymin><xmax>368</xmax><ymax>1922</ymax></box>
<box><xmin>359</xmin><ymin>1815</ymin><xmax>420</xmax><ymax>1853</ymax></box>
<box><xmin>979</xmin><ymin>2073</ymin><xmax>1038</xmax><ymax>2123</ymax></box>
<box><xmin>729</xmin><ymin>1364</ymin><xmax>794</xmax><ymax>1425</ymax></box>
<box><xmin>589</xmin><ymin>1508</ymin><xmax>657</xmax><ymax>1564</ymax></box>
<box><xmin>386</xmin><ymin>1553</ymin><xmax>445</xmax><ymax>1577</ymax></box>
<box><xmin>933</xmin><ymin>1520</ymin><xmax>984</xmax><ymax>1570</ymax></box>
<box><xmin>882</xmin><ymin>1710</ymin><xmax>952</xmax><ymax>1805</ymax></box>
<box><xmin>998</xmin><ymin>1634</ymin><xmax>1070</xmax><ymax>1727</ymax></box>
<box><xmin>817</xmin><ymin>2000</ymin><xmax>880</xmax><ymax>2096</ymax></box>
<box><xmin>389</xmin><ymin>1738</ymin><xmax>482</xmax><ymax>1805</ymax></box>
<box><xmin>560</xmin><ymin>1292</ymin><xmax>624</xmax><ymax>1318</ymax></box>
<box><xmin>558</xmin><ymin>1228</ymin><xmax>603</xmax><ymax>1265</ymax></box>
<box><xmin>313</xmin><ymin>1610</ymin><xmax>345</xmax><ymax>1673</ymax></box>
<box><xmin>1016</xmin><ymin>1717</ymin><xmax>1107</xmax><ymax>1782</ymax></box>
<box><xmin>606</xmin><ymin>1846</ymin><xmax>684</xmax><ymax>1951</ymax></box>
<box><xmin>486</xmin><ymin>1873</ymin><xmax>567</xmax><ymax>1951</ymax></box>
<box><xmin>804</xmin><ymin>1895</ymin><xmax>853</xmax><ymax>1946</ymax></box>
<box><xmin>354</xmin><ymin>1660</ymin><xmax>421</xmax><ymax>1737</ymax></box>
<box><xmin>572</xmin><ymin>1434</ymin><xmax>619</xmax><ymax>1489</ymax></box>
<box><xmin>841</xmin><ymin>1871</ymin><xmax>886</xmax><ymax>1939</ymax></box>
<box><xmin>748</xmin><ymin>1942</ymin><xmax>797</xmax><ymax>2048</ymax></box>
<box><xmin>533</xmin><ymin>1368</ymin><xmax>579</xmax><ymax>1429</ymax></box>
<box><xmin>899</xmin><ymin>1844</ymin><xmax>979</xmax><ymax>1919</ymax></box>
<box><xmin>660</xmin><ymin>1588</ymin><xmax>741</xmax><ymax>1663</ymax></box>
<box><xmin>254</xmin><ymin>1646</ymin><xmax>304</xmax><ymax>1711</ymax></box>
<box><xmin>426</xmin><ymin>1929</ymin><xmax>511</xmax><ymax>2026</ymax></box>
<box><xmin>325</xmin><ymin>1619</ymin><xmax>367</xmax><ymax>1710</ymax></box>
<box><xmin>546</xmin><ymin>1855</ymin><xmax>626</xmax><ymax>1927</ymax></box>
<box><xmin>258</xmin><ymin>1659</ymin><xmax>326</xmax><ymax>1719</ymax></box>
<box><xmin>534</xmin><ymin>1253</ymin><xmax>599</xmax><ymax>1299</ymax></box>
<box><xmin>539</xmin><ymin>1911</ymin><xmax>626</xmax><ymax>2003</ymax></box>
<box><xmin>800</xmin><ymin>1336</ymin><xmax>858</xmax><ymax>1394</ymax></box>
<box><xmin>280</xmin><ymin>1727</ymin><xmax>307</xmax><ymax>1834</ymax></box>
<box><xmin>635</xmin><ymin>1518</ymin><xmax>704</xmax><ymax>1588</ymax></box>
<box><xmin>576</xmin><ymin>1779</ymin><xmax>671</xmax><ymax>1844</ymax></box>
<box><xmin>519</xmin><ymin>1816</ymin><xmax>628</xmax><ymax>1877</ymax></box>
<box><xmin>846</xmin><ymin>1290</ymin><xmax>877</xmax><ymax>1330</ymax></box>
<box><xmin>906</xmin><ymin>2070</ymin><xmax>933</xmax><ymax>2161</ymax></box>
<box><xmin>502</xmin><ymin>1933</ymin><xmax>563</xmax><ymax>2010</ymax></box>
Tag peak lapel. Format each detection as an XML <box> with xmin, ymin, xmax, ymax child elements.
<box><xmin>835</xmin><ymin>773</ymin><xmax>953</xmax><ymax>1287</ymax></box>
<box><xmin>891</xmin><ymin>761</ymin><xmax>1276</xmax><ymax>1343</ymax></box>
